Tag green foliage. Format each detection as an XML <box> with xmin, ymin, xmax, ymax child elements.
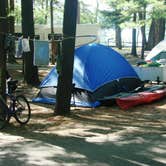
<box><xmin>34</xmin><ymin>8</ymin><xmax>48</xmax><ymax>24</ymax></box>
<box><xmin>100</xmin><ymin>0</ymin><xmax>166</xmax><ymax>29</ymax></box>
<box><xmin>14</xmin><ymin>4</ymin><xmax>21</xmax><ymax>24</ymax></box>
<box><xmin>79</xmin><ymin>1</ymin><xmax>97</xmax><ymax>24</ymax></box>
<box><xmin>149</xmin><ymin>0</ymin><xmax>166</xmax><ymax>19</ymax></box>
<box><xmin>14</xmin><ymin>0</ymin><xmax>64</xmax><ymax>25</ymax></box>
<box><xmin>14</xmin><ymin>0</ymin><xmax>100</xmax><ymax>25</ymax></box>
<box><xmin>100</xmin><ymin>0</ymin><xmax>131</xmax><ymax>28</ymax></box>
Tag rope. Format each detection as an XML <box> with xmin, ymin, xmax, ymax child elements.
<box><xmin>48</xmin><ymin>35</ymin><xmax>97</xmax><ymax>47</ymax></box>
<box><xmin>33</xmin><ymin>35</ymin><xmax>97</xmax><ymax>47</ymax></box>
<box><xmin>75</xmin><ymin>35</ymin><xmax>97</xmax><ymax>47</ymax></box>
<box><xmin>2</xmin><ymin>34</ymin><xmax>98</xmax><ymax>48</ymax></box>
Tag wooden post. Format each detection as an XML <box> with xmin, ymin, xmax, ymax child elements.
<box><xmin>55</xmin><ymin>0</ymin><xmax>78</xmax><ymax>115</ymax></box>
<box><xmin>0</xmin><ymin>0</ymin><xmax>8</xmax><ymax>98</ymax></box>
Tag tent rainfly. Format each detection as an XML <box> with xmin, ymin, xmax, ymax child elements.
<box><xmin>145</xmin><ymin>40</ymin><xmax>166</xmax><ymax>62</ymax></box>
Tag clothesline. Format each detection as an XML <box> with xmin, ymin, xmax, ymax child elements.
<box><xmin>25</xmin><ymin>34</ymin><xmax>97</xmax><ymax>42</ymax></box>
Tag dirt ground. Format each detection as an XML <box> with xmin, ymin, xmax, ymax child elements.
<box><xmin>0</xmin><ymin>58</ymin><xmax>166</xmax><ymax>166</ymax></box>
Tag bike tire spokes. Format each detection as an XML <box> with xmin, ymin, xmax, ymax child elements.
<box><xmin>15</xmin><ymin>95</ymin><xmax>31</xmax><ymax>124</ymax></box>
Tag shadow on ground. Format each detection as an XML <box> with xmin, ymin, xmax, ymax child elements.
<box><xmin>2</xmin><ymin>61</ymin><xmax>165</xmax><ymax>166</ymax></box>
<box><xmin>0</xmin><ymin>98</ymin><xmax>166</xmax><ymax>166</ymax></box>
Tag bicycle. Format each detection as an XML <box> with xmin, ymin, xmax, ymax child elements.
<box><xmin>0</xmin><ymin>80</ymin><xmax>31</xmax><ymax>129</ymax></box>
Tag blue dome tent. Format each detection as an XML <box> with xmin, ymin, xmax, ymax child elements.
<box><xmin>33</xmin><ymin>43</ymin><xmax>141</xmax><ymax>107</ymax></box>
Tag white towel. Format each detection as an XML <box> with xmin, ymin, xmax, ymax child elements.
<box><xmin>22</xmin><ymin>38</ymin><xmax>30</xmax><ymax>52</ymax></box>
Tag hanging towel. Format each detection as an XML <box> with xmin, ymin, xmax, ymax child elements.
<box><xmin>33</xmin><ymin>40</ymin><xmax>49</xmax><ymax>66</ymax></box>
<box><xmin>22</xmin><ymin>38</ymin><xmax>30</xmax><ymax>52</ymax></box>
<box><xmin>16</xmin><ymin>37</ymin><xmax>23</xmax><ymax>57</ymax></box>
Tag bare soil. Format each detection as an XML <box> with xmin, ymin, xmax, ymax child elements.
<box><xmin>0</xmin><ymin>57</ymin><xmax>166</xmax><ymax>166</ymax></box>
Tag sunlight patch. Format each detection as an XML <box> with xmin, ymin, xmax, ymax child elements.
<box><xmin>153</xmin><ymin>157</ymin><xmax>166</xmax><ymax>164</ymax></box>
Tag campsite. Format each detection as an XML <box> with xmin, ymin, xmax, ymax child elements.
<box><xmin>0</xmin><ymin>47</ymin><xmax>165</xmax><ymax>166</ymax></box>
<box><xmin>0</xmin><ymin>0</ymin><xmax>166</xmax><ymax>166</ymax></box>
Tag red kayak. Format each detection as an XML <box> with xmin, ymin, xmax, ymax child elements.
<box><xmin>116</xmin><ymin>88</ymin><xmax>166</xmax><ymax>110</ymax></box>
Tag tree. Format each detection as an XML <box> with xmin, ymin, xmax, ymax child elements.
<box><xmin>55</xmin><ymin>0</ymin><xmax>78</xmax><ymax>115</ymax></box>
<box><xmin>147</xmin><ymin>19</ymin><xmax>165</xmax><ymax>49</ymax></box>
<box><xmin>77</xmin><ymin>1</ymin><xmax>80</xmax><ymax>23</ymax></box>
<box><xmin>79</xmin><ymin>1</ymin><xmax>97</xmax><ymax>24</ymax></box>
<box><xmin>0</xmin><ymin>0</ymin><xmax>8</xmax><ymax>98</ymax></box>
<box><xmin>100</xmin><ymin>0</ymin><xmax>166</xmax><ymax>55</ymax></box>
<box><xmin>8</xmin><ymin>0</ymin><xmax>15</xmax><ymax>33</ymax></box>
<box><xmin>14</xmin><ymin>1</ymin><xmax>21</xmax><ymax>24</ymax></box>
<box><xmin>8</xmin><ymin>0</ymin><xmax>17</xmax><ymax>64</ymax></box>
<box><xmin>138</xmin><ymin>1</ymin><xmax>147</xmax><ymax>59</ymax></box>
<box><xmin>100</xmin><ymin>0</ymin><xmax>128</xmax><ymax>49</ymax></box>
<box><xmin>34</xmin><ymin>0</ymin><xmax>49</xmax><ymax>24</ymax></box>
<box><xmin>146</xmin><ymin>0</ymin><xmax>166</xmax><ymax>49</ymax></box>
<box><xmin>21</xmin><ymin>0</ymin><xmax>40</xmax><ymax>85</ymax></box>
<box><xmin>131</xmin><ymin>13</ymin><xmax>137</xmax><ymax>56</ymax></box>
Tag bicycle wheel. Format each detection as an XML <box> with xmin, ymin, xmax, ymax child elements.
<box><xmin>15</xmin><ymin>95</ymin><xmax>31</xmax><ymax>124</ymax></box>
<box><xmin>5</xmin><ymin>94</ymin><xmax>13</xmax><ymax>122</ymax></box>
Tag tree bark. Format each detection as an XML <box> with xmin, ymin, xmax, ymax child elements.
<box><xmin>45</xmin><ymin>0</ymin><xmax>49</xmax><ymax>24</ymax></box>
<box><xmin>50</xmin><ymin>0</ymin><xmax>54</xmax><ymax>34</ymax></box>
<box><xmin>115</xmin><ymin>25</ymin><xmax>122</xmax><ymax>49</ymax></box>
<box><xmin>131</xmin><ymin>13</ymin><xmax>137</xmax><ymax>56</ymax></box>
<box><xmin>0</xmin><ymin>0</ymin><xmax>8</xmax><ymax>98</ymax></box>
<box><xmin>50</xmin><ymin>0</ymin><xmax>56</xmax><ymax>65</ymax></box>
<box><xmin>55</xmin><ymin>0</ymin><xmax>78</xmax><ymax>115</ymax></box>
<box><xmin>147</xmin><ymin>18</ymin><xmax>165</xmax><ymax>50</ymax></box>
<box><xmin>139</xmin><ymin>6</ymin><xmax>147</xmax><ymax>59</ymax></box>
<box><xmin>8</xmin><ymin>0</ymin><xmax>17</xmax><ymax>64</ymax></box>
<box><xmin>8</xmin><ymin>0</ymin><xmax>15</xmax><ymax>33</ymax></box>
<box><xmin>21</xmin><ymin>0</ymin><xmax>40</xmax><ymax>85</ymax></box>
<box><xmin>77</xmin><ymin>1</ymin><xmax>80</xmax><ymax>24</ymax></box>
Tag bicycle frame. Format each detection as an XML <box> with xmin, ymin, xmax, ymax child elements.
<box><xmin>0</xmin><ymin>95</ymin><xmax>9</xmax><ymax>113</ymax></box>
<box><xmin>0</xmin><ymin>94</ymin><xmax>16</xmax><ymax>120</ymax></box>
<box><xmin>1</xmin><ymin>80</ymin><xmax>31</xmax><ymax>129</ymax></box>
<box><xmin>6</xmin><ymin>93</ymin><xmax>17</xmax><ymax>118</ymax></box>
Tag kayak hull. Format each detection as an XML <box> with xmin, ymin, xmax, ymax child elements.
<box><xmin>116</xmin><ymin>88</ymin><xmax>166</xmax><ymax>110</ymax></box>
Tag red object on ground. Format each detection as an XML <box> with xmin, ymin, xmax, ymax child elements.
<box><xmin>116</xmin><ymin>88</ymin><xmax>166</xmax><ymax>110</ymax></box>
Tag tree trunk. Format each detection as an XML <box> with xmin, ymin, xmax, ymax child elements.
<box><xmin>140</xmin><ymin>25</ymin><xmax>146</xmax><ymax>59</ymax></box>
<box><xmin>50</xmin><ymin>0</ymin><xmax>54</xmax><ymax>34</ymax></box>
<box><xmin>131</xmin><ymin>13</ymin><xmax>137</xmax><ymax>56</ymax></box>
<box><xmin>45</xmin><ymin>0</ymin><xmax>49</xmax><ymax>24</ymax></box>
<box><xmin>8</xmin><ymin>0</ymin><xmax>14</xmax><ymax>33</ymax></box>
<box><xmin>95</xmin><ymin>0</ymin><xmax>99</xmax><ymax>23</ymax></box>
<box><xmin>0</xmin><ymin>0</ymin><xmax>8</xmax><ymax>98</ymax></box>
<box><xmin>115</xmin><ymin>25</ymin><xmax>122</xmax><ymax>49</ymax></box>
<box><xmin>147</xmin><ymin>18</ymin><xmax>165</xmax><ymax>50</ymax></box>
<box><xmin>55</xmin><ymin>0</ymin><xmax>78</xmax><ymax>115</ymax></box>
<box><xmin>77</xmin><ymin>1</ymin><xmax>80</xmax><ymax>24</ymax></box>
<box><xmin>139</xmin><ymin>6</ymin><xmax>147</xmax><ymax>59</ymax></box>
<box><xmin>21</xmin><ymin>0</ymin><xmax>40</xmax><ymax>85</ymax></box>
<box><xmin>8</xmin><ymin>0</ymin><xmax>17</xmax><ymax>64</ymax></box>
<box><xmin>50</xmin><ymin>0</ymin><xmax>56</xmax><ymax>65</ymax></box>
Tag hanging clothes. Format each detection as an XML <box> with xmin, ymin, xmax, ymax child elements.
<box><xmin>16</xmin><ymin>36</ymin><xmax>23</xmax><ymax>58</ymax></box>
<box><xmin>33</xmin><ymin>40</ymin><xmax>49</xmax><ymax>66</ymax></box>
<box><xmin>22</xmin><ymin>38</ymin><xmax>30</xmax><ymax>52</ymax></box>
